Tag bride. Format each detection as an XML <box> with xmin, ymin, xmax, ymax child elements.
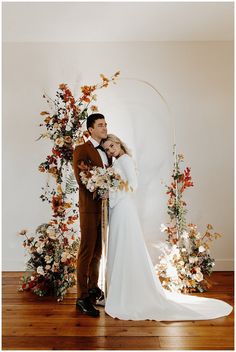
<box><xmin>101</xmin><ymin>134</ymin><xmax>233</xmax><ymax>321</ymax></box>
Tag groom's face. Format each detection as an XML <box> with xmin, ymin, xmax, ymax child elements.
<box><xmin>89</xmin><ymin>118</ymin><xmax>107</xmax><ymax>141</ymax></box>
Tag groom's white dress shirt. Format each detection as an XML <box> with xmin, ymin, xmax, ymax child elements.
<box><xmin>89</xmin><ymin>137</ymin><xmax>108</xmax><ymax>167</ymax></box>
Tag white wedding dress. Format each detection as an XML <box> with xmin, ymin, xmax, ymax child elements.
<box><xmin>104</xmin><ymin>154</ymin><xmax>233</xmax><ymax>321</ymax></box>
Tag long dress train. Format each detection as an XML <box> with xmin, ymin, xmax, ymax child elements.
<box><xmin>104</xmin><ymin>154</ymin><xmax>233</xmax><ymax>321</ymax></box>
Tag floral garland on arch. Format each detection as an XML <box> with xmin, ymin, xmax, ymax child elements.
<box><xmin>156</xmin><ymin>146</ymin><xmax>222</xmax><ymax>293</ymax></box>
<box><xmin>18</xmin><ymin>71</ymin><xmax>120</xmax><ymax>300</ymax></box>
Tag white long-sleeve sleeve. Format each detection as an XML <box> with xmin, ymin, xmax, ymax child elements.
<box><xmin>109</xmin><ymin>155</ymin><xmax>138</xmax><ymax>208</ymax></box>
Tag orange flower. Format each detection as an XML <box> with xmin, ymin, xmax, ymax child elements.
<box><xmin>44</xmin><ymin>117</ymin><xmax>51</xmax><ymax>124</ymax></box>
<box><xmin>90</xmin><ymin>105</ymin><xmax>98</xmax><ymax>112</ymax></box>
<box><xmin>48</xmin><ymin>167</ymin><xmax>58</xmax><ymax>175</ymax></box>
<box><xmin>64</xmin><ymin>136</ymin><xmax>72</xmax><ymax>144</ymax></box>
<box><xmin>59</xmin><ymin>83</ymin><xmax>67</xmax><ymax>90</ymax></box>
<box><xmin>64</xmin><ymin>202</ymin><xmax>72</xmax><ymax>209</ymax></box>
<box><xmin>38</xmin><ymin>165</ymin><xmax>45</xmax><ymax>172</ymax></box>
<box><xmin>81</xmin><ymin>85</ymin><xmax>96</xmax><ymax>95</ymax></box>
<box><xmin>83</xmin><ymin>131</ymin><xmax>90</xmax><ymax>138</ymax></box>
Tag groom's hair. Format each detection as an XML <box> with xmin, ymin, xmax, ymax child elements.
<box><xmin>86</xmin><ymin>113</ymin><xmax>105</xmax><ymax>133</ymax></box>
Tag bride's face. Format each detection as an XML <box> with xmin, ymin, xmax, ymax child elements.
<box><xmin>103</xmin><ymin>140</ymin><xmax>122</xmax><ymax>158</ymax></box>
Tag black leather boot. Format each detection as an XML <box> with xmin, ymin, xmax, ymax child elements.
<box><xmin>76</xmin><ymin>296</ymin><xmax>100</xmax><ymax>317</ymax></box>
<box><xmin>88</xmin><ymin>287</ymin><xmax>105</xmax><ymax>306</ymax></box>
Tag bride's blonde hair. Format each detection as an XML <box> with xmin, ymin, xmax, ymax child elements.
<box><xmin>102</xmin><ymin>134</ymin><xmax>132</xmax><ymax>157</ymax></box>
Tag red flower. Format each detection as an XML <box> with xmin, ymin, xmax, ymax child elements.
<box><xmin>60</xmin><ymin>223</ymin><xmax>68</xmax><ymax>232</ymax></box>
<box><xmin>52</xmin><ymin>148</ymin><xmax>62</xmax><ymax>158</ymax></box>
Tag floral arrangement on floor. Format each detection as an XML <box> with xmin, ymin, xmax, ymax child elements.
<box><xmin>18</xmin><ymin>72</ymin><xmax>120</xmax><ymax>300</ymax></box>
<box><xmin>156</xmin><ymin>145</ymin><xmax>222</xmax><ymax>293</ymax></box>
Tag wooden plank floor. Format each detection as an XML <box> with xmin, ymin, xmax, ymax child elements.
<box><xmin>2</xmin><ymin>271</ymin><xmax>234</xmax><ymax>350</ymax></box>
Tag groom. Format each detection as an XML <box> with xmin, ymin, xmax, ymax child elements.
<box><xmin>73</xmin><ymin>113</ymin><xmax>110</xmax><ymax>317</ymax></box>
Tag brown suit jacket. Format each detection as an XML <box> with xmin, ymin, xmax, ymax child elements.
<box><xmin>73</xmin><ymin>140</ymin><xmax>111</xmax><ymax>214</ymax></box>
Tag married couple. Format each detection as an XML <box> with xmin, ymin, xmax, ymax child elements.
<box><xmin>73</xmin><ymin>113</ymin><xmax>232</xmax><ymax>321</ymax></box>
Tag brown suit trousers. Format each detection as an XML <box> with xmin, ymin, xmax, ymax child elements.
<box><xmin>73</xmin><ymin>140</ymin><xmax>107</xmax><ymax>298</ymax></box>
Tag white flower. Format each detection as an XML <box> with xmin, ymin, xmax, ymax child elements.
<box><xmin>160</xmin><ymin>224</ymin><xmax>167</xmax><ymax>232</ymax></box>
<box><xmin>182</xmin><ymin>231</ymin><xmax>189</xmax><ymax>240</ymax></box>
<box><xmin>196</xmin><ymin>232</ymin><xmax>202</xmax><ymax>239</ymax></box>
<box><xmin>195</xmin><ymin>271</ymin><xmax>204</xmax><ymax>282</ymax></box>
<box><xmin>55</xmin><ymin>137</ymin><xmax>64</xmax><ymax>147</ymax></box>
<box><xmin>37</xmin><ymin>266</ymin><xmax>45</xmax><ymax>276</ymax></box>
<box><xmin>172</xmin><ymin>245</ymin><xmax>180</xmax><ymax>258</ymax></box>
<box><xmin>189</xmin><ymin>256</ymin><xmax>196</xmax><ymax>264</ymax></box>
<box><xmin>30</xmin><ymin>276</ymin><xmax>35</xmax><ymax>281</ymax></box>
<box><xmin>36</xmin><ymin>247</ymin><xmax>43</xmax><ymax>254</ymax></box>
<box><xmin>47</xmin><ymin>227</ymin><xmax>57</xmax><ymax>239</ymax></box>
<box><xmin>45</xmin><ymin>265</ymin><xmax>51</xmax><ymax>270</ymax></box>
<box><xmin>66</xmin><ymin>124</ymin><xmax>72</xmax><ymax>131</ymax></box>
<box><xmin>160</xmin><ymin>258</ymin><xmax>167</xmax><ymax>265</ymax></box>
<box><xmin>67</xmin><ymin>236</ymin><xmax>74</xmax><ymax>246</ymax></box>
<box><xmin>179</xmin><ymin>261</ymin><xmax>185</xmax><ymax>266</ymax></box>
<box><xmin>181</xmin><ymin>248</ymin><xmax>187</xmax><ymax>252</ymax></box>
<box><xmin>45</xmin><ymin>255</ymin><xmax>53</xmax><ymax>263</ymax></box>
<box><xmin>166</xmin><ymin>265</ymin><xmax>178</xmax><ymax>278</ymax></box>
<box><xmin>198</xmin><ymin>245</ymin><xmax>206</xmax><ymax>253</ymax></box>
<box><xmin>61</xmin><ymin>252</ymin><xmax>72</xmax><ymax>263</ymax></box>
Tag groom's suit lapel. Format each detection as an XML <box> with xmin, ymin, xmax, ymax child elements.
<box><xmin>87</xmin><ymin>140</ymin><xmax>104</xmax><ymax>167</ymax></box>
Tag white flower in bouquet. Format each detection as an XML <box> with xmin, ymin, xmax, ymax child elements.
<box><xmin>45</xmin><ymin>265</ymin><xmax>51</xmax><ymax>271</ymax></box>
<box><xmin>80</xmin><ymin>166</ymin><xmax>125</xmax><ymax>198</ymax></box>
<box><xmin>86</xmin><ymin>179</ymin><xmax>96</xmax><ymax>192</ymax></box>
<box><xmin>45</xmin><ymin>255</ymin><xmax>53</xmax><ymax>263</ymax></box>
<box><xmin>198</xmin><ymin>245</ymin><xmax>206</xmax><ymax>253</ymax></box>
<box><xmin>37</xmin><ymin>266</ymin><xmax>45</xmax><ymax>276</ymax></box>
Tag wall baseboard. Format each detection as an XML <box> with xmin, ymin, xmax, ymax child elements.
<box><xmin>2</xmin><ymin>259</ymin><xmax>234</xmax><ymax>272</ymax></box>
<box><xmin>213</xmin><ymin>259</ymin><xmax>234</xmax><ymax>271</ymax></box>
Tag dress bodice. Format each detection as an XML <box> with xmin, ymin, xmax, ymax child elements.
<box><xmin>109</xmin><ymin>154</ymin><xmax>137</xmax><ymax>208</ymax></box>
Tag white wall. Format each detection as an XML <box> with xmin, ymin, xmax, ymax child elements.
<box><xmin>3</xmin><ymin>41</ymin><xmax>233</xmax><ymax>271</ymax></box>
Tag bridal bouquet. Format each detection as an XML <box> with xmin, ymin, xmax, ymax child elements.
<box><xmin>80</xmin><ymin>166</ymin><xmax>128</xmax><ymax>198</ymax></box>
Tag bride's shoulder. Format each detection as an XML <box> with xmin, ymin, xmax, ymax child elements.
<box><xmin>119</xmin><ymin>154</ymin><xmax>132</xmax><ymax>162</ymax></box>
<box><xmin>118</xmin><ymin>154</ymin><xmax>135</xmax><ymax>167</ymax></box>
